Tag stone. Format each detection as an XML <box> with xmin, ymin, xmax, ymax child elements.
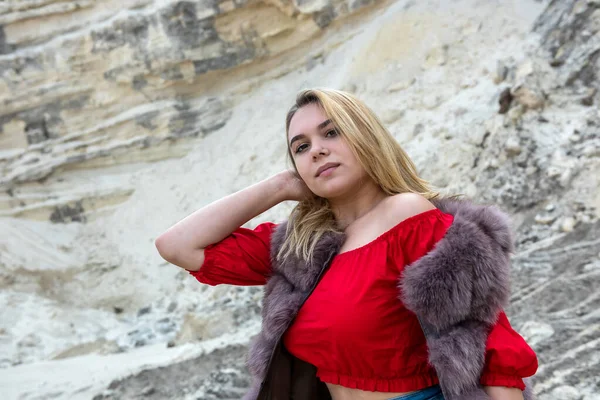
<box><xmin>560</xmin><ymin>217</ymin><xmax>577</xmax><ymax>232</ymax></box>
<box><xmin>493</xmin><ymin>60</ymin><xmax>509</xmax><ymax>84</ymax></box>
<box><xmin>580</xmin><ymin>88</ymin><xmax>596</xmax><ymax>106</ymax></box>
<box><xmin>498</xmin><ymin>87</ymin><xmax>513</xmax><ymax>114</ymax></box>
<box><xmin>141</xmin><ymin>386</ymin><xmax>156</xmax><ymax>396</ymax></box>
<box><xmin>583</xmin><ymin>144</ymin><xmax>599</xmax><ymax>158</ymax></box>
<box><xmin>511</xmin><ymin>85</ymin><xmax>545</xmax><ymax>110</ymax></box>
<box><xmin>295</xmin><ymin>0</ymin><xmax>329</xmax><ymax>14</ymax></box>
<box><xmin>155</xmin><ymin>318</ymin><xmax>176</xmax><ymax>334</ymax></box>
<box><xmin>507</xmin><ymin>104</ymin><xmax>526</xmax><ymax>124</ymax></box>
<box><xmin>388</xmin><ymin>78</ymin><xmax>416</xmax><ymax>92</ymax></box>
<box><xmin>422</xmin><ymin>45</ymin><xmax>448</xmax><ymax>68</ymax></box>
<box><xmin>505</xmin><ymin>137</ymin><xmax>522</xmax><ymax>156</ymax></box>
<box><xmin>515</xmin><ymin>59</ymin><xmax>535</xmax><ymax>81</ymax></box>
<box><xmin>535</xmin><ymin>213</ymin><xmax>556</xmax><ymax>225</ymax></box>
<box><xmin>137</xmin><ymin>306</ymin><xmax>152</xmax><ymax>317</ymax></box>
<box><xmin>380</xmin><ymin>108</ymin><xmax>405</xmax><ymax>124</ymax></box>
<box><xmin>569</xmin><ymin>133</ymin><xmax>582</xmax><ymax>143</ymax></box>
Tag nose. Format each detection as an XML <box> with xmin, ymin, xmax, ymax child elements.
<box><xmin>311</xmin><ymin>143</ymin><xmax>330</xmax><ymax>160</ymax></box>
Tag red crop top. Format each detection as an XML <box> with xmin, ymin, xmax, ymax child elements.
<box><xmin>189</xmin><ymin>209</ymin><xmax>538</xmax><ymax>392</ymax></box>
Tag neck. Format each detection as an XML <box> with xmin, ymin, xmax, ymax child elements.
<box><xmin>328</xmin><ymin>180</ymin><xmax>388</xmax><ymax>230</ymax></box>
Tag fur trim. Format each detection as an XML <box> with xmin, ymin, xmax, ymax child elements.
<box><xmin>242</xmin><ymin>382</ymin><xmax>260</xmax><ymax>400</ymax></box>
<box><xmin>270</xmin><ymin>222</ymin><xmax>345</xmax><ymax>291</ymax></box>
<box><xmin>247</xmin><ymin>331</ymin><xmax>275</xmax><ymax>378</ymax></box>
<box><xmin>523</xmin><ymin>377</ymin><xmax>536</xmax><ymax>400</ymax></box>
<box><xmin>401</xmin><ymin>198</ymin><xmax>512</xmax><ymax>330</ymax></box>
<box><xmin>445</xmin><ymin>387</ymin><xmax>491</xmax><ymax>400</ymax></box>
<box><xmin>426</xmin><ymin>320</ymin><xmax>488</xmax><ymax>396</ymax></box>
<box><xmin>401</xmin><ymin>199</ymin><xmax>515</xmax><ymax>400</ymax></box>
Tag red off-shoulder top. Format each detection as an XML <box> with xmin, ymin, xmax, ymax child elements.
<box><xmin>189</xmin><ymin>209</ymin><xmax>538</xmax><ymax>392</ymax></box>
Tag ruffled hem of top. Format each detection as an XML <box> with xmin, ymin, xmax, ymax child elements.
<box><xmin>187</xmin><ymin>245</ymin><xmax>218</xmax><ymax>286</ymax></box>
<box><xmin>187</xmin><ymin>267</ymin><xmax>213</xmax><ymax>285</ymax></box>
<box><xmin>317</xmin><ymin>370</ymin><xmax>439</xmax><ymax>393</ymax></box>
<box><xmin>480</xmin><ymin>373</ymin><xmax>525</xmax><ymax>390</ymax></box>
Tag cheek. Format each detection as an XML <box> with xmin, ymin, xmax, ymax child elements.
<box><xmin>293</xmin><ymin>158</ymin><xmax>312</xmax><ymax>181</ymax></box>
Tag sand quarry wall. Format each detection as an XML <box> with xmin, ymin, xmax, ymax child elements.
<box><xmin>0</xmin><ymin>0</ymin><xmax>599</xmax><ymax>399</ymax></box>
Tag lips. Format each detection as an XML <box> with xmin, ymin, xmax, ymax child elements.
<box><xmin>316</xmin><ymin>162</ymin><xmax>340</xmax><ymax>177</ymax></box>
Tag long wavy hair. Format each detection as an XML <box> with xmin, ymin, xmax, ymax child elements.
<box><xmin>279</xmin><ymin>88</ymin><xmax>440</xmax><ymax>261</ymax></box>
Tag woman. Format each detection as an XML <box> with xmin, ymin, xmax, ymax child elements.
<box><xmin>155</xmin><ymin>88</ymin><xmax>538</xmax><ymax>400</ymax></box>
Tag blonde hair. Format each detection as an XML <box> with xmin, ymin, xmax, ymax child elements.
<box><xmin>280</xmin><ymin>88</ymin><xmax>440</xmax><ymax>261</ymax></box>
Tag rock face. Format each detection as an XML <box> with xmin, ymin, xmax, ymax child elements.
<box><xmin>0</xmin><ymin>0</ymin><xmax>599</xmax><ymax>399</ymax></box>
<box><xmin>0</xmin><ymin>0</ymin><xmax>377</xmax><ymax>221</ymax></box>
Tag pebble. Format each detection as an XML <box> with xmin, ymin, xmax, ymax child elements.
<box><xmin>560</xmin><ymin>217</ymin><xmax>577</xmax><ymax>233</ymax></box>
<box><xmin>380</xmin><ymin>108</ymin><xmax>405</xmax><ymax>123</ymax></box>
<box><xmin>156</xmin><ymin>318</ymin><xmax>176</xmax><ymax>334</ymax></box>
<box><xmin>137</xmin><ymin>306</ymin><xmax>151</xmax><ymax>317</ymax></box>
<box><xmin>583</xmin><ymin>144</ymin><xmax>599</xmax><ymax>157</ymax></box>
<box><xmin>560</xmin><ymin>168</ymin><xmax>573</xmax><ymax>187</ymax></box>
<box><xmin>547</xmin><ymin>167</ymin><xmax>561</xmax><ymax>178</ymax></box>
<box><xmin>534</xmin><ymin>213</ymin><xmax>556</xmax><ymax>225</ymax></box>
<box><xmin>511</xmin><ymin>85</ymin><xmax>545</xmax><ymax>109</ymax></box>
<box><xmin>498</xmin><ymin>87</ymin><xmax>513</xmax><ymax>114</ymax></box>
<box><xmin>142</xmin><ymin>386</ymin><xmax>156</xmax><ymax>396</ymax></box>
<box><xmin>422</xmin><ymin>46</ymin><xmax>447</xmax><ymax>68</ymax></box>
<box><xmin>515</xmin><ymin>60</ymin><xmax>534</xmax><ymax>80</ymax></box>
<box><xmin>422</xmin><ymin>94</ymin><xmax>443</xmax><ymax>110</ymax></box>
<box><xmin>388</xmin><ymin>78</ymin><xmax>416</xmax><ymax>92</ymax></box>
<box><xmin>494</xmin><ymin>60</ymin><xmax>509</xmax><ymax>84</ymax></box>
<box><xmin>507</xmin><ymin>104</ymin><xmax>525</xmax><ymax>124</ymax></box>
<box><xmin>580</xmin><ymin>88</ymin><xmax>596</xmax><ymax>106</ymax></box>
<box><xmin>525</xmin><ymin>166</ymin><xmax>538</xmax><ymax>176</ymax></box>
<box><xmin>505</xmin><ymin>137</ymin><xmax>522</xmax><ymax>156</ymax></box>
<box><xmin>485</xmin><ymin>158</ymin><xmax>500</xmax><ymax>169</ymax></box>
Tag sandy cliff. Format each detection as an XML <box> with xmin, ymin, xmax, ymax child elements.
<box><xmin>0</xmin><ymin>0</ymin><xmax>599</xmax><ymax>399</ymax></box>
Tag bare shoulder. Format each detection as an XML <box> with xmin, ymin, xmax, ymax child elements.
<box><xmin>383</xmin><ymin>192</ymin><xmax>437</xmax><ymax>223</ymax></box>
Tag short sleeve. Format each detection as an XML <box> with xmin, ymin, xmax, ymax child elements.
<box><xmin>399</xmin><ymin>209</ymin><xmax>455</xmax><ymax>267</ymax></box>
<box><xmin>480</xmin><ymin>312</ymin><xmax>538</xmax><ymax>390</ymax></box>
<box><xmin>189</xmin><ymin>222</ymin><xmax>276</xmax><ymax>286</ymax></box>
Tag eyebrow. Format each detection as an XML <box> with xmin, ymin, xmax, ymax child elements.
<box><xmin>289</xmin><ymin>119</ymin><xmax>333</xmax><ymax>146</ymax></box>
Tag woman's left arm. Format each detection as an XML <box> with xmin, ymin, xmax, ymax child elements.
<box><xmin>480</xmin><ymin>312</ymin><xmax>538</xmax><ymax>399</ymax></box>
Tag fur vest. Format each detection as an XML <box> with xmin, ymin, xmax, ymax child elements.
<box><xmin>244</xmin><ymin>198</ymin><xmax>535</xmax><ymax>400</ymax></box>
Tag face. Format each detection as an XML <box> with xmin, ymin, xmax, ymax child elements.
<box><xmin>288</xmin><ymin>103</ymin><xmax>369</xmax><ymax>199</ymax></box>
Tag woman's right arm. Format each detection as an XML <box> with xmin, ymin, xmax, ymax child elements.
<box><xmin>155</xmin><ymin>171</ymin><xmax>309</xmax><ymax>272</ymax></box>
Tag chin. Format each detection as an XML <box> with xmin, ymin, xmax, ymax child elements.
<box><xmin>310</xmin><ymin>180</ymin><xmax>356</xmax><ymax>200</ymax></box>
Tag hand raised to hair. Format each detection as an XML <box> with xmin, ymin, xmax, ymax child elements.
<box><xmin>273</xmin><ymin>170</ymin><xmax>313</xmax><ymax>202</ymax></box>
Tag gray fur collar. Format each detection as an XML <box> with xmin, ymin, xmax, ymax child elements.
<box><xmin>245</xmin><ymin>198</ymin><xmax>534</xmax><ymax>400</ymax></box>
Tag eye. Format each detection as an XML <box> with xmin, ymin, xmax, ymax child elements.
<box><xmin>295</xmin><ymin>143</ymin><xmax>309</xmax><ymax>154</ymax></box>
<box><xmin>325</xmin><ymin>129</ymin><xmax>338</xmax><ymax>138</ymax></box>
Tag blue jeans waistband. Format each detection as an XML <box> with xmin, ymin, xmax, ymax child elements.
<box><xmin>387</xmin><ymin>385</ymin><xmax>444</xmax><ymax>400</ymax></box>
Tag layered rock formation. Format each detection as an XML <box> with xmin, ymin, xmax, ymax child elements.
<box><xmin>0</xmin><ymin>0</ymin><xmax>377</xmax><ymax>221</ymax></box>
<box><xmin>0</xmin><ymin>0</ymin><xmax>599</xmax><ymax>399</ymax></box>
